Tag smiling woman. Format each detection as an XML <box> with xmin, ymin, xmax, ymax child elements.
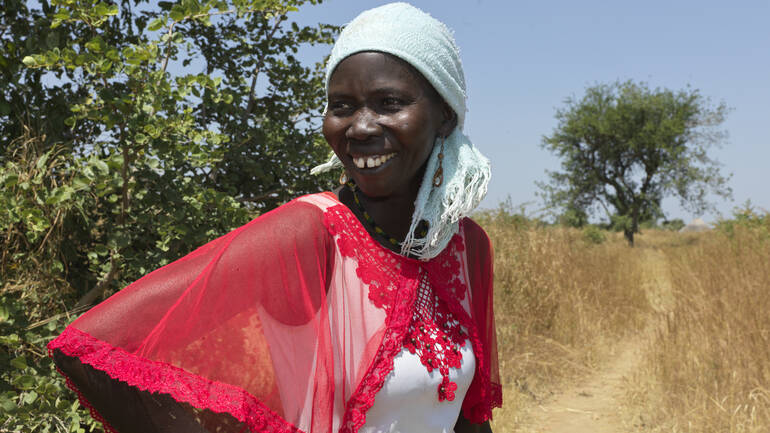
<box><xmin>48</xmin><ymin>3</ymin><xmax>499</xmax><ymax>433</ymax></box>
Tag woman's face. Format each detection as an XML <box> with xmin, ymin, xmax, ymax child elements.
<box><xmin>323</xmin><ymin>52</ymin><xmax>454</xmax><ymax>199</ymax></box>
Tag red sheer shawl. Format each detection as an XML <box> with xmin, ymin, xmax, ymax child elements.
<box><xmin>48</xmin><ymin>192</ymin><xmax>501</xmax><ymax>433</ymax></box>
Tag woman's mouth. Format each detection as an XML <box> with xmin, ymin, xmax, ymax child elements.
<box><xmin>351</xmin><ymin>152</ymin><xmax>397</xmax><ymax>169</ymax></box>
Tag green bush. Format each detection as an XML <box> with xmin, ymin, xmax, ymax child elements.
<box><xmin>660</xmin><ymin>218</ymin><xmax>685</xmax><ymax>231</ymax></box>
<box><xmin>582</xmin><ymin>225</ymin><xmax>607</xmax><ymax>244</ymax></box>
<box><xmin>715</xmin><ymin>201</ymin><xmax>769</xmax><ymax>240</ymax></box>
<box><xmin>1</xmin><ymin>0</ymin><xmax>337</xmax><ymax>430</ymax></box>
<box><xmin>1</xmin><ymin>296</ymin><xmax>102</xmax><ymax>433</ymax></box>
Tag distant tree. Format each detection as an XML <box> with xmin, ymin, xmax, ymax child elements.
<box><xmin>557</xmin><ymin>204</ymin><xmax>588</xmax><ymax>228</ymax></box>
<box><xmin>538</xmin><ymin>80</ymin><xmax>732</xmax><ymax>245</ymax></box>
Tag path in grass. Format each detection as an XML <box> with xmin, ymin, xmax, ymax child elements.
<box><xmin>519</xmin><ymin>248</ymin><xmax>672</xmax><ymax>433</ymax></box>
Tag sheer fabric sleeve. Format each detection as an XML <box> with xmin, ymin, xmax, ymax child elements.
<box><xmin>48</xmin><ymin>198</ymin><xmax>337</xmax><ymax>433</ymax></box>
<box><xmin>460</xmin><ymin>218</ymin><xmax>502</xmax><ymax>422</ymax></box>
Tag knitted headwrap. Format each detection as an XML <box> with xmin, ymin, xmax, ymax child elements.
<box><xmin>311</xmin><ymin>2</ymin><xmax>491</xmax><ymax>260</ymax></box>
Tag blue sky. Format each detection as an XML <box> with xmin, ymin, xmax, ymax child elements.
<box><xmin>292</xmin><ymin>0</ymin><xmax>769</xmax><ymax>222</ymax></box>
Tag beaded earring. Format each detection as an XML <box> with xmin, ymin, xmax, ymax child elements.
<box><xmin>339</xmin><ymin>171</ymin><xmax>348</xmax><ymax>185</ymax></box>
<box><xmin>432</xmin><ymin>136</ymin><xmax>445</xmax><ymax>187</ymax></box>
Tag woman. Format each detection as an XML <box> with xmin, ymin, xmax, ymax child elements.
<box><xmin>49</xmin><ymin>3</ymin><xmax>501</xmax><ymax>432</ymax></box>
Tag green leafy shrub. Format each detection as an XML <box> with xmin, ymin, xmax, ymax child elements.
<box><xmin>660</xmin><ymin>218</ymin><xmax>685</xmax><ymax>231</ymax></box>
<box><xmin>715</xmin><ymin>201</ymin><xmax>769</xmax><ymax>239</ymax></box>
<box><xmin>582</xmin><ymin>225</ymin><xmax>606</xmax><ymax>244</ymax></box>
<box><xmin>1</xmin><ymin>0</ymin><xmax>337</xmax><ymax>430</ymax></box>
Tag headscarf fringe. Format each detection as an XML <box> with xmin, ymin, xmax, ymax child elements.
<box><xmin>309</xmin><ymin>154</ymin><xmax>343</xmax><ymax>175</ymax></box>
<box><xmin>400</xmin><ymin>130</ymin><xmax>490</xmax><ymax>260</ymax></box>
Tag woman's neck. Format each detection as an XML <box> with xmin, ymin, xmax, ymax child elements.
<box><xmin>335</xmin><ymin>183</ymin><xmax>419</xmax><ymax>253</ymax></box>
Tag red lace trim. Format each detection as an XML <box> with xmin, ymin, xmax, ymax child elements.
<box><xmin>338</xmin><ymin>271</ymin><xmax>419</xmax><ymax>433</ymax></box>
<box><xmin>47</xmin><ymin>327</ymin><xmax>303</xmax><ymax>433</ymax></box>
<box><xmin>323</xmin><ymin>203</ymin><xmax>499</xmax><ymax>429</ymax></box>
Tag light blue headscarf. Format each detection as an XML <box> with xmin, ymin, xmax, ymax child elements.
<box><xmin>311</xmin><ymin>2</ymin><xmax>491</xmax><ymax>260</ymax></box>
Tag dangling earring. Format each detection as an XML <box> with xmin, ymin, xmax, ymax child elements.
<box><xmin>432</xmin><ymin>137</ymin><xmax>445</xmax><ymax>187</ymax></box>
<box><xmin>339</xmin><ymin>170</ymin><xmax>349</xmax><ymax>185</ymax></box>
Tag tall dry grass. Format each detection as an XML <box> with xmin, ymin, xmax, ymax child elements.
<box><xmin>477</xmin><ymin>215</ymin><xmax>651</xmax><ymax>430</ymax></box>
<box><xmin>630</xmin><ymin>224</ymin><xmax>770</xmax><ymax>433</ymax></box>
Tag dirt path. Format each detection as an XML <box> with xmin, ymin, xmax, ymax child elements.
<box><xmin>519</xmin><ymin>248</ymin><xmax>672</xmax><ymax>433</ymax></box>
<box><xmin>523</xmin><ymin>334</ymin><xmax>644</xmax><ymax>432</ymax></box>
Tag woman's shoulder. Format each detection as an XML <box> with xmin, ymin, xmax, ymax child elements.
<box><xmin>293</xmin><ymin>191</ymin><xmax>340</xmax><ymax>211</ymax></box>
<box><xmin>234</xmin><ymin>192</ymin><xmax>339</xmax><ymax>243</ymax></box>
<box><xmin>251</xmin><ymin>192</ymin><xmax>336</xmax><ymax>222</ymax></box>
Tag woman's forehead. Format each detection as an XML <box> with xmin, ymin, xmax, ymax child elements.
<box><xmin>328</xmin><ymin>52</ymin><xmax>437</xmax><ymax>96</ymax></box>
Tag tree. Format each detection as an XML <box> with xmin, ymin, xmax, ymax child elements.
<box><xmin>1</xmin><ymin>1</ymin><xmax>336</xmax><ymax>430</ymax></box>
<box><xmin>539</xmin><ymin>80</ymin><xmax>731</xmax><ymax>245</ymax></box>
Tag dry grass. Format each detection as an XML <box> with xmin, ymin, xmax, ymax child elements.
<box><xmin>482</xmin><ymin>216</ymin><xmax>770</xmax><ymax>432</ymax></box>
<box><xmin>477</xmin><ymin>216</ymin><xmax>651</xmax><ymax>430</ymax></box>
<box><xmin>628</xmin><ymin>224</ymin><xmax>770</xmax><ymax>433</ymax></box>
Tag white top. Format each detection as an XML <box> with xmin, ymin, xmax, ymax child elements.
<box><xmin>360</xmin><ymin>341</ymin><xmax>476</xmax><ymax>433</ymax></box>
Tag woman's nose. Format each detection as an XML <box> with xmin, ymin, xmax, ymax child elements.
<box><xmin>346</xmin><ymin>107</ymin><xmax>381</xmax><ymax>140</ymax></box>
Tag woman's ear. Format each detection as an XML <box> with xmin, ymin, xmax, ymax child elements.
<box><xmin>438</xmin><ymin>102</ymin><xmax>458</xmax><ymax>138</ymax></box>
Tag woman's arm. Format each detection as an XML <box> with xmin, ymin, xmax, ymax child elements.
<box><xmin>454</xmin><ymin>412</ymin><xmax>493</xmax><ymax>433</ymax></box>
<box><xmin>52</xmin><ymin>349</ymin><xmax>212</xmax><ymax>433</ymax></box>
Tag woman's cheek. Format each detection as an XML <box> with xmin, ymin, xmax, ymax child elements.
<box><xmin>322</xmin><ymin>119</ymin><xmax>343</xmax><ymax>147</ymax></box>
<box><xmin>321</xmin><ymin>117</ymin><xmax>332</xmax><ymax>141</ymax></box>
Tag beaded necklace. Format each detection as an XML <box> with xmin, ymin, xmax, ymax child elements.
<box><xmin>346</xmin><ymin>181</ymin><xmax>427</xmax><ymax>247</ymax></box>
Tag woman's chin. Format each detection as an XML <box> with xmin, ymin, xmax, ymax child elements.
<box><xmin>347</xmin><ymin>166</ymin><xmax>393</xmax><ymax>197</ymax></box>
<box><xmin>353</xmin><ymin>181</ymin><xmax>395</xmax><ymax>199</ymax></box>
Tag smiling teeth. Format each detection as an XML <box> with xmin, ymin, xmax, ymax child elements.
<box><xmin>353</xmin><ymin>153</ymin><xmax>396</xmax><ymax>169</ymax></box>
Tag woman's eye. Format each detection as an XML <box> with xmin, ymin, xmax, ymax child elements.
<box><xmin>328</xmin><ymin>101</ymin><xmax>353</xmax><ymax>114</ymax></box>
<box><xmin>382</xmin><ymin>97</ymin><xmax>402</xmax><ymax>108</ymax></box>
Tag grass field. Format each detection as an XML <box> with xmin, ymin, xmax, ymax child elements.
<box><xmin>629</xmin><ymin>225</ymin><xmax>770</xmax><ymax>433</ymax></box>
<box><xmin>480</xmin><ymin>214</ymin><xmax>770</xmax><ymax>432</ymax></box>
